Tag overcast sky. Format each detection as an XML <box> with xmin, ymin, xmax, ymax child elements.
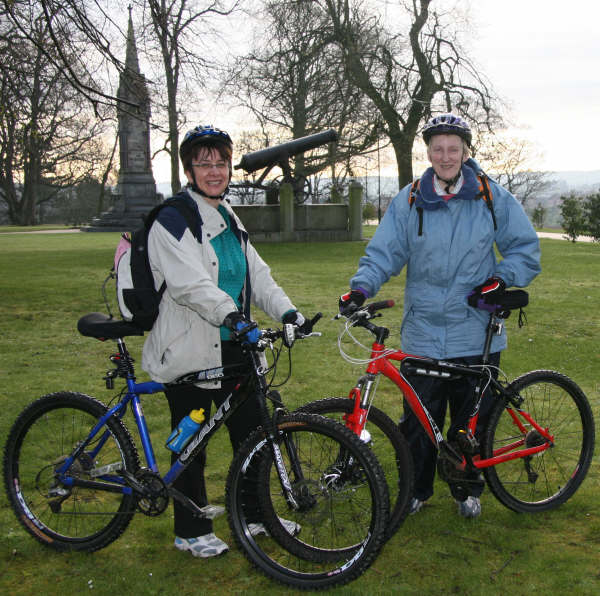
<box><xmin>154</xmin><ymin>1</ymin><xmax>599</xmax><ymax>180</ymax></box>
<box><xmin>470</xmin><ymin>1</ymin><xmax>599</xmax><ymax>172</ymax></box>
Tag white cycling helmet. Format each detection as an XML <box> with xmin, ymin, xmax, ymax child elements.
<box><xmin>422</xmin><ymin>113</ymin><xmax>472</xmax><ymax>147</ymax></box>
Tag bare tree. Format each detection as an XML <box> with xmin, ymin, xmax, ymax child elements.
<box><xmin>476</xmin><ymin>133</ymin><xmax>556</xmax><ymax>206</ymax></box>
<box><xmin>4</xmin><ymin>1</ymin><xmax>242</xmax><ymax>195</ymax></box>
<box><xmin>3</xmin><ymin>0</ymin><xmax>127</xmax><ymax>111</ymax></box>
<box><xmin>322</xmin><ymin>0</ymin><xmax>500</xmax><ymax>188</ymax></box>
<box><xmin>225</xmin><ymin>0</ymin><xmax>384</xmax><ymax>201</ymax></box>
<box><xmin>0</xmin><ymin>3</ymin><xmax>110</xmax><ymax>224</ymax></box>
<box><xmin>137</xmin><ymin>0</ymin><xmax>240</xmax><ymax>195</ymax></box>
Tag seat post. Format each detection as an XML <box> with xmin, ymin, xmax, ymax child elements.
<box><xmin>482</xmin><ymin>313</ymin><xmax>501</xmax><ymax>365</ymax></box>
<box><xmin>116</xmin><ymin>338</ymin><xmax>136</xmax><ymax>377</ymax></box>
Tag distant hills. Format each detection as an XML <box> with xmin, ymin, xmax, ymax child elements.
<box><xmin>157</xmin><ymin>170</ymin><xmax>600</xmax><ymax>202</ymax></box>
<box><xmin>543</xmin><ymin>170</ymin><xmax>600</xmax><ymax>193</ymax></box>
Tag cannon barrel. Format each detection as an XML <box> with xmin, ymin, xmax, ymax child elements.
<box><xmin>234</xmin><ymin>129</ymin><xmax>338</xmax><ymax>174</ymax></box>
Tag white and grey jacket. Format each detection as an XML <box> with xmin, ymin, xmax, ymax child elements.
<box><xmin>141</xmin><ymin>189</ymin><xmax>295</xmax><ymax>384</ymax></box>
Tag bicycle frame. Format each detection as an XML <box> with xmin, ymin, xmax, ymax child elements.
<box><xmin>54</xmin><ymin>334</ymin><xmax>303</xmax><ymax>514</ymax></box>
<box><xmin>342</xmin><ymin>306</ymin><xmax>555</xmax><ymax>473</ymax></box>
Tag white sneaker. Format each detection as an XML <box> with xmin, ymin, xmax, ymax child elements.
<box><xmin>248</xmin><ymin>517</ymin><xmax>301</xmax><ymax>537</ymax></box>
<box><xmin>456</xmin><ymin>496</ymin><xmax>481</xmax><ymax>518</ymax></box>
<box><xmin>408</xmin><ymin>497</ymin><xmax>426</xmax><ymax>514</ymax></box>
<box><xmin>174</xmin><ymin>533</ymin><xmax>229</xmax><ymax>558</ymax></box>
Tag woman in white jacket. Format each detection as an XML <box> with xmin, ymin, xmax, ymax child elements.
<box><xmin>143</xmin><ymin>125</ymin><xmax>307</xmax><ymax>558</ymax></box>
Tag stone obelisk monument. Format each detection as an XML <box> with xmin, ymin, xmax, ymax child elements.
<box><xmin>85</xmin><ymin>7</ymin><xmax>161</xmax><ymax>231</ymax></box>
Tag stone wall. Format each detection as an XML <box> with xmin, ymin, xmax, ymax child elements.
<box><xmin>232</xmin><ymin>182</ymin><xmax>363</xmax><ymax>242</ymax></box>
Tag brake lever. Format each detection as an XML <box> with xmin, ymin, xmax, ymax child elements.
<box><xmin>334</xmin><ymin>308</ymin><xmax>370</xmax><ymax>322</ymax></box>
<box><xmin>333</xmin><ymin>303</ymin><xmax>359</xmax><ymax>320</ymax></box>
<box><xmin>296</xmin><ymin>331</ymin><xmax>322</xmax><ymax>339</ymax></box>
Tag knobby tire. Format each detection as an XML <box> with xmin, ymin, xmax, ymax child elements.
<box><xmin>296</xmin><ymin>397</ymin><xmax>413</xmax><ymax>540</ymax></box>
<box><xmin>225</xmin><ymin>412</ymin><xmax>389</xmax><ymax>590</ymax></box>
<box><xmin>3</xmin><ymin>392</ymin><xmax>140</xmax><ymax>551</ymax></box>
<box><xmin>482</xmin><ymin>370</ymin><xmax>594</xmax><ymax>512</ymax></box>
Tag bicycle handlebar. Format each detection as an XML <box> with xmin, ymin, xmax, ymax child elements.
<box><xmin>234</xmin><ymin>130</ymin><xmax>338</xmax><ymax>174</ymax></box>
<box><xmin>336</xmin><ymin>299</ymin><xmax>395</xmax><ymax>320</ymax></box>
<box><xmin>235</xmin><ymin>313</ymin><xmax>323</xmax><ymax>345</ymax></box>
<box><xmin>339</xmin><ymin>289</ymin><xmax>527</xmax><ymax>323</ymax></box>
<box><xmin>365</xmin><ymin>300</ymin><xmax>395</xmax><ymax>314</ymax></box>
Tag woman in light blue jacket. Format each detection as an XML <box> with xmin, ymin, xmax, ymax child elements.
<box><xmin>340</xmin><ymin>114</ymin><xmax>541</xmax><ymax>518</ymax></box>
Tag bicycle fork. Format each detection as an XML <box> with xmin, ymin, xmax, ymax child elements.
<box><xmin>343</xmin><ymin>375</ymin><xmax>377</xmax><ymax>443</ymax></box>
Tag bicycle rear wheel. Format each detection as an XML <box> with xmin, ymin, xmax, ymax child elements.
<box><xmin>296</xmin><ymin>397</ymin><xmax>413</xmax><ymax>540</ymax></box>
<box><xmin>482</xmin><ymin>370</ymin><xmax>595</xmax><ymax>513</ymax></box>
<box><xmin>3</xmin><ymin>392</ymin><xmax>140</xmax><ymax>551</ymax></box>
<box><xmin>226</xmin><ymin>413</ymin><xmax>389</xmax><ymax>590</ymax></box>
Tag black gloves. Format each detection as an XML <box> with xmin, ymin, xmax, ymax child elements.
<box><xmin>468</xmin><ymin>276</ymin><xmax>506</xmax><ymax>311</ymax></box>
<box><xmin>223</xmin><ymin>312</ymin><xmax>260</xmax><ymax>344</ymax></box>
<box><xmin>282</xmin><ymin>310</ymin><xmax>313</xmax><ymax>335</ymax></box>
<box><xmin>338</xmin><ymin>288</ymin><xmax>368</xmax><ymax>313</ymax></box>
<box><xmin>473</xmin><ymin>276</ymin><xmax>506</xmax><ymax>303</ymax></box>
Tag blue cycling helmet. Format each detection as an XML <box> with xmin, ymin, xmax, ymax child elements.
<box><xmin>422</xmin><ymin>113</ymin><xmax>472</xmax><ymax>147</ymax></box>
<box><xmin>179</xmin><ymin>125</ymin><xmax>233</xmax><ymax>199</ymax></box>
<box><xmin>179</xmin><ymin>124</ymin><xmax>233</xmax><ymax>161</ymax></box>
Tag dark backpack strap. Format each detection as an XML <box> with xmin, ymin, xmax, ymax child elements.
<box><xmin>159</xmin><ymin>193</ymin><xmax>203</xmax><ymax>242</ymax></box>
<box><xmin>142</xmin><ymin>195</ymin><xmax>202</xmax><ymax>299</ymax></box>
<box><xmin>476</xmin><ymin>172</ymin><xmax>497</xmax><ymax>231</ymax></box>
<box><xmin>416</xmin><ymin>207</ymin><xmax>423</xmax><ymax>236</ymax></box>
<box><xmin>408</xmin><ymin>178</ymin><xmax>424</xmax><ymax>237</ymax></box>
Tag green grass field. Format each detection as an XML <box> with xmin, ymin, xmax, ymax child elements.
<box><xmin>0</xmin><ymin>230</ymin><xmax>598</xmax><ymax>595</ymax></box>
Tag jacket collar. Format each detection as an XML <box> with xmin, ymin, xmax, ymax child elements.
<box><xmin>415</xmin><ymin>159</ymin><xmax>481</xmax><ymax>210</ymax></box>
<box><xmin>185</xmin><ymin>189</ymin><xmax>248</xmax><ymax>238</ymax></box>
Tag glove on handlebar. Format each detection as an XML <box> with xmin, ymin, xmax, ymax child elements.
<box><xmin>223</xmin><ymin>312</ymin><xmax>260</xmax><ymax>344</ymax></box>
<box><xmin>339</xmin><ymin>288</ymin><xmax>368</xmax><ymax>313</ymax></box>
<box><xmin>471</xmin><ymin>276</ymin><xmax>506</xmax><ymax>304</ymax></box>
<box><xmin>282</xmin><ymin>310</ymin><xmax>314</xmax><ymax>335</ymax></box>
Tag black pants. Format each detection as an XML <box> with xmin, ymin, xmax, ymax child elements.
<box><xmin>164</xmin><ymin>342</ymin><xmax>262</xmax><ymax>538</ymax></box>
<box><xmin>400</xmin><ymin>352</ymin><xmax>500</xmax><ymax>502</ymax></box>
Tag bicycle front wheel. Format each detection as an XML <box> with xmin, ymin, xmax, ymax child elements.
<box><xmin>482</xmin><ymin>370</ymin><xmax>595</xmax><ymax>513</ymax></box>
<box><xmin>226</xmin><ymin>413</ymin><xmax>389</xmax><ymax>590</ymax></box>
<box><xmin>296</xmin><ymin>397</ymin><xmax>413</xmax><ymax>540</ymax></box>
<box><xmin>3</xmin><ymin>392</ymin><xmax>140</xmax><ymax>551</ymax></box>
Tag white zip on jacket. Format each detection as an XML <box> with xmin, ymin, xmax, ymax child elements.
<box><xmin>142</xmin><ymin>189</ymin><xmax>295</xmax><ymax>384</ymax></box>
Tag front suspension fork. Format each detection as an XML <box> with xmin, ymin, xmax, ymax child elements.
<box><xmin>343</xmin><ymin>375</ymin><xmax>376</xmax><ymax>440</ymax></box>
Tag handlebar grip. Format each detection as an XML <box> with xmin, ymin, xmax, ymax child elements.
<box><xmin>309</xmin><ymin>312</ymin><xmax>323</xmax><ymax>327</ymax></box>
<box><xmin>366</xmin><ymin>300</ymin><xmax>395</xmax><ymax>314</ymax></box>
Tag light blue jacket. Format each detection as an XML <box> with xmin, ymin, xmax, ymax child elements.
<box><xmin>350</xmin><ymin>158</ymin><xmax>541</xmax><ymax>359</ymax></box>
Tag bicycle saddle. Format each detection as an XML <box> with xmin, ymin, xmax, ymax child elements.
<box><xmin>77</xmin><ymin>312</ymin><xmax>145</xmax><ymax>340</ymax></box>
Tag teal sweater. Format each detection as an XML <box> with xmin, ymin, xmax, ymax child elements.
<box><xmin>211</xmin><ymin>205</ymin><xmax>247</xmax><ymax>340</ymax></box>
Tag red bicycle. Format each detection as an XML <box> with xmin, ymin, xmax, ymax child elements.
<box><xmin>298</xmin><ymin>292</ymin><xmax>595</xmax><ymax>538</ymax></box>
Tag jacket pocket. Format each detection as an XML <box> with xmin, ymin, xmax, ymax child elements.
<box><xmin>160</xmin><ymin>326</ymin><xmax>190</xmax><ymax>366</ymax></box>
<box><xmin>155</xmin><ymin>301</ymin><xmax>192</xmax><ymax>366</ymax></box>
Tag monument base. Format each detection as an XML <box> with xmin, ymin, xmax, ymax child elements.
<box><xmin>82</xmin><ymin>190</ymin><xmax>163</xmax><ymax>232</ymax></box>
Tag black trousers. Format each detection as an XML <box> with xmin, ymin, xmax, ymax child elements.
<box><xmin>399</xmin><ymin>352</ymin><xmax>500</xmax><ymax>502</ymax></box>
<box><xmin>164</xmin><ymin>342</ymin><xmax>263</xmax><ymax>538</ymax></box>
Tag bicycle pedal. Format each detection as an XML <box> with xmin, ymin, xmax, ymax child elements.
<box><xmin>199</xmin><ymin>504</ymin><xmax>225</xmax><ymax>519</ymax></box>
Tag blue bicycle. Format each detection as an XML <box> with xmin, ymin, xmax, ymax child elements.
<box><xmin>3</xmin><ymin>312</ymin><xmax>389</xmax><ymax>590</ymax></box>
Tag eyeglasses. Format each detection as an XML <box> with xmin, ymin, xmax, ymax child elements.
<box><xmin>191</xmin><ymin>161</ymin><xmax>229</xmax><ymax>172</ymax></box>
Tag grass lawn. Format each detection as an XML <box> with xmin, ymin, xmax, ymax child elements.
<box><xmin>0</xmin><ymin>231</ymin><xmax>599</xmax><ymax>595</ymax></box>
